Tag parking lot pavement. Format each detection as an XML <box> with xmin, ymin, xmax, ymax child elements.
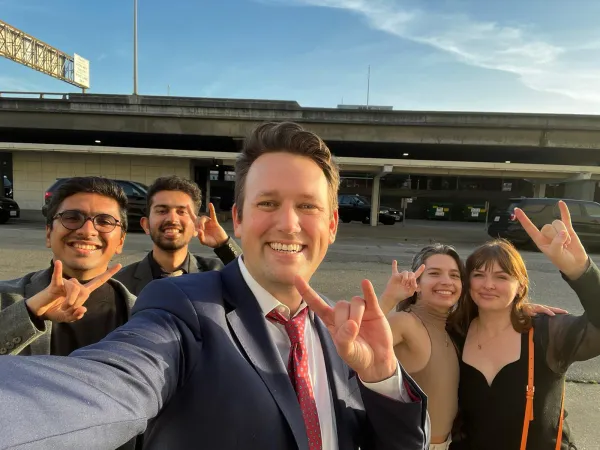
<box><xmin>1</xmin><ymin>212</ymin><xmax>600</xmax><ymax>448</ymax></box>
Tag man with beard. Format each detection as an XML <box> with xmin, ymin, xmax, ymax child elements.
<box><xmin>0</xmin><ymin>176</ymin><xmax>131</xmax><ymax>357</ymax></box>
<box><xmin>114</xmin><ymin>175</ymin><xmax>241</xmax><ymax>295</ymax></box>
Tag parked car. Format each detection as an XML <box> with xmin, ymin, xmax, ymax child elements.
<box><xmin>0</xmin><ymin>195</ymin><xmax>20</xmax><ymax>224</ymax></box>
<box><xmin>338</xmin><ymin>194</ymin><xmax>402</xmax><ymax>225</ymax></box>
<box><xmin>488</xmin><ymin>197</ymin><xmax>600</xmax><ymax>248</ymax></box>
<box><xmin>42</xmin><ymin>178</ymin><xmax>147</xmax><ymax>231</ymax></box>
<box><xmin>3</xmin><ymin>176</ymin><xmax>13</xmax><ymax>199</ymax></box>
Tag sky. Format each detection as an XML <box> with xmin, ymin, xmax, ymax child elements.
<box><xmin>2</xmin><ymin>0</ymin><xmax>600</xmax><ymax>114</ymax></box>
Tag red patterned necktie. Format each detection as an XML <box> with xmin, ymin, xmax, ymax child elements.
<box><xmin>267</xmin><ymin>307</ymin><xmax>323</xmax><ymax>450</ymax></box>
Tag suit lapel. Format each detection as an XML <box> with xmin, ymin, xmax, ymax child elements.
<box><xmin>313</xmin><ymin>316</ymin><xmax>353</xmax><ymax>449</ymax></box>
<box><xmin>24</xmin><ymin>269</ymin><xmax>53</xmax><ymax>355</ymax></box>
<box><xmin>109</xmin><ymin>279</ymin><xmax>137</xmax><ymax>316</ymax></box>
<box><xmin>133</xmin><ymin>254</ymin><xmax>155</xmax><ymax>294</ymax></box>
<box><xmin>222</xmin><ymin>263</ymin><xmax>309</xmax><ymax>450</ymax></box>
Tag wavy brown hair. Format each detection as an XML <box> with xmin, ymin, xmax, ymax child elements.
<box><xmin>448</xmin><ymin>239</ymin><xmax>532</xmax><ymax>336</ymax></box>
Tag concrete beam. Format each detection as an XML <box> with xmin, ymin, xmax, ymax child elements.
<box><xmin>4</xmin><ymin>142</ymin><xmax>600</xmax><ymax>181</ymax></box>
<box><xmin>4</xmin><ymin>96</ymin><xmax>600</xmax><ymax>148</ymax></box>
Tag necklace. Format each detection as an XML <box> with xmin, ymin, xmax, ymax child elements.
<box><xmin>476</xmin><ymin>320</ymin><xmax>513</xmax><ymax>350</ymax></box>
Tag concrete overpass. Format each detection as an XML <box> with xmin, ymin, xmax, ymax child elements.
<box><xmin>1</xmin><ymin>93</ymin><xmax>599</xmax><ymax>220</ymax></box>
<box><xmin>3</xmin><ymin>93</ymin><xmax>600</xmax><ymax>152</ymax></box>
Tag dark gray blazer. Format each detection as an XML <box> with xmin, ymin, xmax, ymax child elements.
<box><xmin>0</xmin><ymin>268</ymin><xmax>136</xmax><ymax>356</ymax></box>
<box><xmin>114</xmin><ymin>238</ymin><xmax>242</xmax><ymax>296</ymax></box>
<box><xmin>0</xmin><ymin>260</ymin><xmax>429</xmax><ymax>450</ymax></box>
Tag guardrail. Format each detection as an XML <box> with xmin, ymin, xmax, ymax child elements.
<box><xmin>0</xmin><ymin>91</ymin><xmax>73</xmax><ymax>99</ymax></box>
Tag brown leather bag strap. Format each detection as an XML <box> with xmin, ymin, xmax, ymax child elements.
<box><xmin>555</xmin><ymin>379</ymin><xmax>566</xmax><ymax>450</ymax></box>
<box><xmin>520</xmin><ymin>327</ymin><xmax>535</xmax><ymax>450</ymax></box>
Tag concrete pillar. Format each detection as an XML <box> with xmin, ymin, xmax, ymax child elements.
<box><xmin>370</xmin><ymin>174</ymin><xmax>381</xmax><ymax>227</ymax></box>
<box><xmin>564</xmin><ymin>180</ymin><xmax>596</xmax><ymax>201</ymax></box>
<box><xmin>533</xmin><ymin>183</ymin><xmax>546</xmax><ymax>198</ymax></box>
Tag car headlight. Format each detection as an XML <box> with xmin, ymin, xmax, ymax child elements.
<box><xmin>379</xmin><ymin>209</ymin><xmax>389</xmax><ymax>214</ymax></box>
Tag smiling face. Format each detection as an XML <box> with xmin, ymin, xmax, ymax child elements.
<box><xmin>46</xmin><ymin>193</ymin><xmax>125</xmax><ymax>280</ymax></box>
<box><xmin>415</xmin><ymin>254</ymin><xmax>463</xmax><ymax>312</ymax></box>
<box><xmin>469</xmin><ymin>261</ymin><xmax>523</xmax><ymax>313</ymax></box>
<box><xmin>232</xmin><ymin>152</ymin><xmax>338</xmax><ymax>296</ymax></box>
<box><xmin>141</xmin><ymin>190</ymin><xmax>197</xmax><ymax>251</ymax></box>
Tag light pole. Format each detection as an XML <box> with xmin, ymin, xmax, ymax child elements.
<box><xmin>133</xmin><ymin>0</ymin><xmax>138</xmax><ymax>95</ymax></box>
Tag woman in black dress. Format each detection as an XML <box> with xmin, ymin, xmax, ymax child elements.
<box><xmin>449</xmin><ymin>201</ymin><xmax>600</xmax><ymax>450</ymax></box>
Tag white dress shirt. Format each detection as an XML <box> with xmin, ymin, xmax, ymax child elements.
<box><xmin>238</xmin><ymin>258</ymin><xmax>411</xmax><ymax>450</ymax></box>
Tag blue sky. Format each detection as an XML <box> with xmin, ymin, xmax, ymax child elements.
<box><xmin>2</xmin><ymin>0</ymin><xmax>600</xmax><ymax>114</ymax></box>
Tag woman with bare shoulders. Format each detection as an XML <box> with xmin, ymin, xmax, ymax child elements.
<box><xmin>448</xmin><ymin>200</ymin><xmax>600</xmax><ymax>449</ymax></box>
<box><xmin>379</xmin><ymin>244</ymin><xmax>564</xmax><ymax>450</ymax></box>
<box><xmin>379</xmin><ymin>244</ymin><xmax>465</xmax><ymax>450</ymax></box>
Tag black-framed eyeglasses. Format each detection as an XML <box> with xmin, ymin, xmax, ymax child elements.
<box><xmin>53</xmin><ymin>210</ymin><xmax>122</xmax><ymax>233</ymax></box>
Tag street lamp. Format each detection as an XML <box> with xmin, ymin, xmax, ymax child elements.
<box><xmin>133</xmin><ymin>0</ymin><xmax>138</xmax><ymax>95</ymax></box>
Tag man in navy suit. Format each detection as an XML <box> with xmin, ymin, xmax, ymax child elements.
<box><xmin>0</xmin><ymin>122</ymin><xmax>429</xmax><ymax>450</ymax></box>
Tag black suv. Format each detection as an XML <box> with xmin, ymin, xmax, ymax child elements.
<box><xmin>338</xmin><ymin>194</ymin><xmax>402</xmax><ymax>225</ymax></box>
<box><xmin>42</xmin><ymin>178</ymin><xmax>148</xmax><ymax>231</ymax></box>
<box><xmin>488</xmin><ymin>197</ymin><xmax>600</xmax><ymax>247</ymax></box>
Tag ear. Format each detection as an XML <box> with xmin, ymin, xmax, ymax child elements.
<box><xmin>45</xmin><ymin>225</ymin><xmax>52</xmax><ymax>249</ymax></box>
<box><xmin>140</xmin><ymin>217</ymin><xmax>150</xmax><ymax>235</ymax></box>
<box><xmin>232</xmin><ymin>203</ymin><xmax>242</xmax><ymax>239</ymax></box>
<box><xmin>329</xmin><ymin>209</ymin><xmax>339</xmax><ymax>245</ymax></box>
<box><xmin>115</xmin><ymin>232</ymin><xmax>126</xmax><ymax>255</ymax></box>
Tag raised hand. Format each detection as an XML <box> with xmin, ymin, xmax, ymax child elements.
<box><xmin>515</xmin><ymin>200</ymin><xmax>589</xmax><ymax>279</ymax></box>
<box><xmin>187</xmin><ymin>203</ymin><xmax>229</xmax><ymax>248</ymax></box>
<box><xmin>296</xmin><ymin>276</ymin><xmax>397</xmax><ymax>383</ymax></box>
<box><xmin>25</xmin><ymin>260</ymin><xmax>122</xmax><ymax>323</ymax></box>
<box><xmin>379</xmin><ymin>260</ymin><xmax>426</xmax><ymax>314</ymax></box>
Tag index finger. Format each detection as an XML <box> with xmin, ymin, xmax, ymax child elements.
<box><xmin>391</xmin><ymin>260</ymin><xmax>398</xmax><ymax>275</ymax></box>
<box><xmin>294</xmin><ymin>275</ymin><xmax>333</xmax><ymax>322</ymax></box>
<box><xmin>558</xmin><ymin>200</ymin><xmax>574</xmax><ymax>233</ymax></box>
<box><xmin>186</xmin><ymin>204</ymin><xmax>198</xmax><ymax>224</ymax></box>
<box><xmin>85</xmin><ymin>264</ymin><xmax>122</xmax><ymax>291</ymax></box>
<box><xmin>208</xmin><ymin>203</ymin><xmax>220</xmax><ymax>224</ymax></box>
<box><xmin>51</xmin><ymin>260</ymin><xmax>64</xmax><ymax>287</ymax></box>
<box><xmin>515</xmin><ymin>208</ymin><xmax>544</xmax><ymax>246</ymax></box>
<box><xmin>360</xmin><ymin>279</ymin><xmax>381</xmax><ymax>314</ymax></box>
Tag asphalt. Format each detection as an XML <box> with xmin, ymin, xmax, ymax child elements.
<box><xmin>1</xmin><ymin>211</ymin><xmax>599</xmax><ymax>448</ymax></box>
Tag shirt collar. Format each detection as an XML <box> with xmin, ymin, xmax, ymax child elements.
<box><xmin>149</xmin><ymin>251</ymin><xmax>191</xmax><ymax>279</ymax></box>
<box><xmin>237</xmin><ymin>257</ymin><xmax>308</xmax><ymax>320</ymax></box>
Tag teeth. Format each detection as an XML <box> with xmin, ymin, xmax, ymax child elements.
<box><xmin>435</xmin><ymin>291</ymin><xmax>453</xmax><ymax>295</ymax></box>
<box><xmin>269</xmin><ymin>242</ymin><xmax>302</xmax><ymax>253</ymax></box>
<box><xmin>72</xmin><ymin>244</ymin><xmax>98</xmax><ymax>250</ymax></box>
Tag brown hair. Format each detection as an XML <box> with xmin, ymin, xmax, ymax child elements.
<box><xmin>448</xmin><ymin>239</ymin><xmax>532</xmax><ymax>336</ymax></box>
<box><xmin>234</xmin><ymin>122</ymin><xmax>340</xmax><ymax>220</ymax></box>
<box><xmin>396</xmin><ymin>243</ymin><xmax>466</xmax><ymax>312</ymax></box>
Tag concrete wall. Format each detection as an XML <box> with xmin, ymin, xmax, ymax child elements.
<box><xmin>564</xmin><ymin>180</ymin><xmax>597</xmax><ymax>202</ymax></box>
<box><xmin>12</xmin><ymin>151</ymin><xmax>192</xmax><ymax>209</ymax></box>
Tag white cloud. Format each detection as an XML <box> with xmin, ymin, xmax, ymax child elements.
<box><xmin>277</xmin><ymin>0</ymin><xmax>600</xmax><ymax>103</ymax></box>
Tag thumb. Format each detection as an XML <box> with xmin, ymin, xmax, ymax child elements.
<box><xmin>342</xmin><ymin>320</ymin><xmax>359</xmax><ymax>339</ymax></box>
<box><xmin>549</xmin><ymin>230</ymin><xmax>569</xmax><ymax>255</ymax></box>
<box><xmin>335</xmin><ymin>321</ymin><xmax>359</xmax><ymax>355</ymax></box>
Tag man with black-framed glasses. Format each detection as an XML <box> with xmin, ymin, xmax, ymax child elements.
<box><xmin>0</xmin><ymin>176</ymin><xmax>136</xmax><ymax>359</ymax></box>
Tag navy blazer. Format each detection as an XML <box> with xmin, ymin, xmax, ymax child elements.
<box><xmin>0</xmin><ymin>260</ymin><xmax>429</xmax><ymax>450</ymax></box>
